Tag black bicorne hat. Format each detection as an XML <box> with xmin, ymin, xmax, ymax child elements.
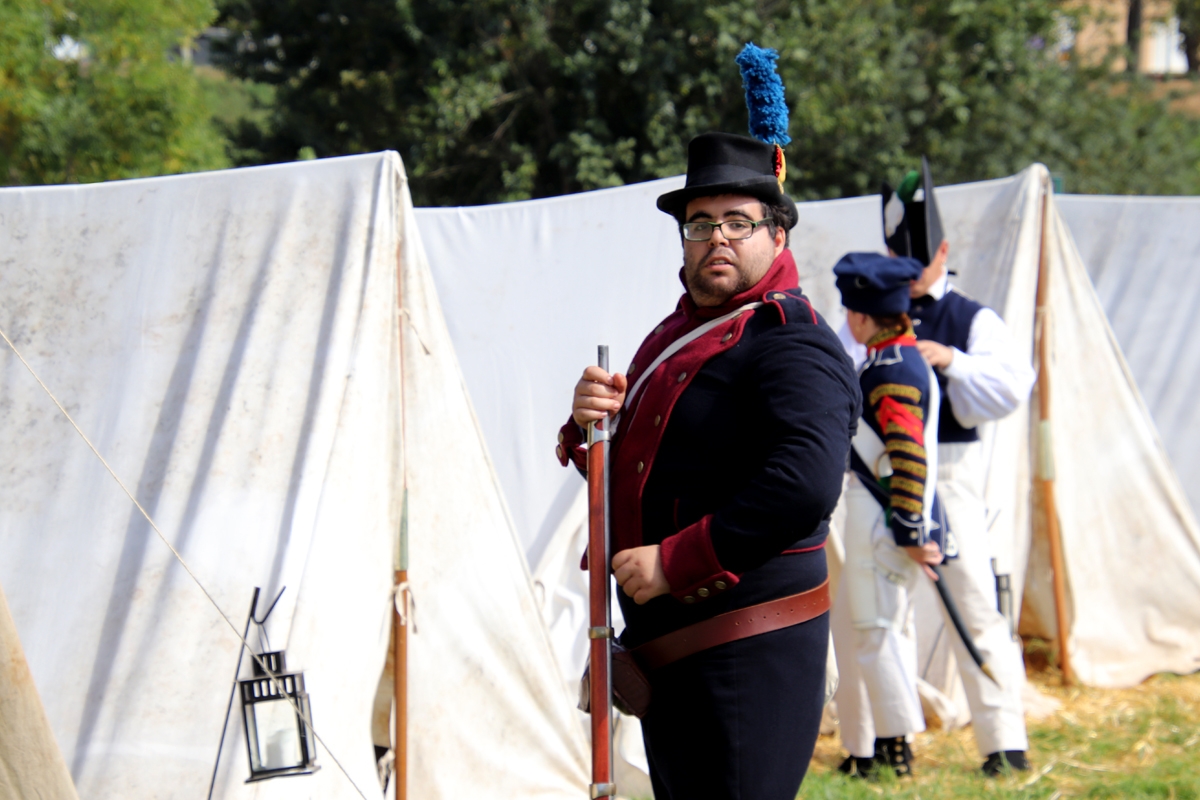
<box><xmin>656</xmin><ymin>132</ymin><xmax>798</xmax><ymax>229</ymax></box>
<box><xmin>881</xmin><ymin>156</ymin><xmax>944</xmax><ymax>266</ymax></box>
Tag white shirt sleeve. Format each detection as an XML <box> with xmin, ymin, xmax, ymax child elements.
<box><xmin>940</xmin><ymin>307</ymin><xmax>1035</xmax><ymax>428</ymax></box>
<box><xmin>837</xmin><ymin>320</ymin><xmax>867</xmax><ymax>370</ymax></box>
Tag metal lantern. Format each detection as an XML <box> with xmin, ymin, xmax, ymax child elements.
<box><xmin>239</xmin><ymin>650</ymin><xmax>318</xmax><ymax>781</ymax></box>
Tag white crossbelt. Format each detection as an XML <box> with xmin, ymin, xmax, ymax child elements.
<box><xmin>614</xmin><ymin>302</ymin><xmax>762</xmax><ymax>435</ymax></box>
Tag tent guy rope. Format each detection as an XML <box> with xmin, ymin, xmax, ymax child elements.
<box><xmin>0</xmin><ymin>323</ymin><xmax>372</xmax><ymax>800</ymax></box>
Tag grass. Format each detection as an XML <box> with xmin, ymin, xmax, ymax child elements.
<box><xmin>799</xmin><ymin>668</ymin><xmax>1200</xmax><ymax>799</ymax></box>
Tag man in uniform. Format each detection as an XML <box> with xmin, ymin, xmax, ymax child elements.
<box><xmin>829</xmin><ymin>252</ymin><xmax>947</xmax><ymax>779</ymax></box>
<box><xmin>841</xmin><ymin>158</ymin><xmax>1036</xmax><ymax>775</ymax></box>
<box><xmin>556</xmin><ymin>132</ymin><xmax>860</xmax><ymax>799</ymax></box>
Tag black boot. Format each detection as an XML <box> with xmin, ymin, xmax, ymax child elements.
<box><xmin>982</xmin><ymin>750</ymin><xmax>1030</xmax><ymax>776</ymax></box>
<box><xmin>874</xmin><ymin>736</ymin><xmax>914</xmax><ymax>777</ymax></box>
<box><xmin>837</xmin><ymin>754</ymin><xmax>877</xmax><ymax>779</ymax></box>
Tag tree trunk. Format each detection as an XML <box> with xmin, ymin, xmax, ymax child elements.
<box><xmin>1128</xmin><ymin>0</ymin><xmax>1144</xmax><ymax>72</ymax></box>
<box><xmin>1179</xmin><ymin>1</ymin><xmax>1200</xmax><ymax>72</ymax></box>
<box><xmin>1184</xmin><ymin>29</ymin><xmax>1200</xmax><ymax>72</ymax></box>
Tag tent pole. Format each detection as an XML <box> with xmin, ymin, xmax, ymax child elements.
<box><xmin>394</xmin><ymin>565</ymin><xmax>408</xmax><ymax>799</ymax></box>
<box><xmin>1035</xmin><ymin>180</ymin><xmax>1072</xmax><ymax>686</ymax></box>
<box><xmin>395</xmin><ymin>224</ymin><xmax>410</xmax><ymax>799</ymax></box>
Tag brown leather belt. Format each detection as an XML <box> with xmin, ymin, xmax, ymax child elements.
<box><xmin>633</xmin><ymin>578</ymin><xmax>831</xmax><ymax>671</ymax></box>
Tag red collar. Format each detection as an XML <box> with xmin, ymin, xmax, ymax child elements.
<box><xmin>868</xmin><ymin>333</ymin><xmax>917</xmax><ymax>351</ymax></box>
<box><xmin>677</xmin><ymin>250</ymin><xmax>799</xmax><ymax>320</ymax></box>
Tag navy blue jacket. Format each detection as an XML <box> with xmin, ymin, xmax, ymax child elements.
<box><xmin>854</xmin><ymin>331</ymin><xmax>934</xmax><ymax>547</ymax></box>
<box><xmin>559</xmin><ymin>252</ymin><xmax>861</xmax><ymax>644</ymax></box>
<box><xmin>909</xmin><ymin>287</ymin><xmax>985</xmax><ymax>443</ymax></box>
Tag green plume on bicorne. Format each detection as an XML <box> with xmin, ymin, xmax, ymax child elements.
<box><xmin>896</xmin><ymin>170</ymin><xmax>921</xmax><ymax>204</ymax></box>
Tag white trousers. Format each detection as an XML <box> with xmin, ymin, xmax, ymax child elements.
<box><xmin>935</xmin><ymin>442</ymin><xmax>1028</xmax><ymax>756</ymax></box>
<box><xmin>831</xmin><ymin>475</ymin><xmax>926</xmax><ymax>758</ymax></box>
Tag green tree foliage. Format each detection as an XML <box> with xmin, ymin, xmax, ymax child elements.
<box><xmin>0</xmin><ymin>0</ymin><xmax>228</xmax><ymax>185</ymax></box>
<box><xmin>216</xmin><ymin>0</ymin><xmax>1200</xmax><ymax>204</ymax></box>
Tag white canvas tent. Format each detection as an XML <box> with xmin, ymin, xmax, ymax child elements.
<box><xmin>0</xmin><ymin>153</ymin><xmax>588</xmax><ymax>798</ymax></box>
<box><xmin>1058</xmin><ymin>194</ymin><xmax>1200</xmax><ymax>516</ymax></box>
<box><xmin>416</xmin><ymin>163</ymin><xmax>1200</xmax><ymax>736</ymax></box>
<box><xmin>0</xmin><ymin>581</ymin><xmax>79</xmax><ymax>800</ymax></box>
<box><xmin>5</xmin><ymin>150</ymin><xmax>1198</xmax><ymax>798</ymax></box>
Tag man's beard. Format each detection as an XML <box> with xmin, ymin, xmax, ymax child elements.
<box><xmin>684</xmin><ymin>250</ymin><xmax>772</xmax><ymax>307</ymax></box>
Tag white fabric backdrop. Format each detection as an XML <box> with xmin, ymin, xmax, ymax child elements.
<box><xmin>0</xmin><ymin>153</ymin><xmax>588</xmax><ymax>798</ymax></box>
<box><xmin>414</xmin><ymin>179</ymin><xmax>687</xmax><ymax>567</ymax></box>
<box><xmin>1029</xmin><ymin>195</ymin><xmax>1200</xmax><ymax>686</ymax></box>
<box><xmin>0</xmin><ymin>154</ymin><xmax>398</xmax><ymax>799</ymax></box>
<box><xmin>398</xmin><ymin>174</ymin><xmax>590</xmax><ymax>799</ymax></box>
<box><xmin>1058</xmin><ymin>194</ymin><xmax>1200</xmax><ymax>515</ymax></box>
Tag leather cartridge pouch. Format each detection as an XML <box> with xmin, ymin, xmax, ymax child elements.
<box><xmin>578</xmin><ymin>642</ymin><xmax>653</xmax><ymax>719</ymax></box>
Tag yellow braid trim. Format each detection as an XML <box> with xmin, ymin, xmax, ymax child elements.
<box><xmin>885</xmin><ymin>440</ymin><xmax>926</xmax><ymax>458</ymax></box>
<box><xmin>869</xmin><ymin>383</ymin><xmax>922</xmax><ymax>406</ymax></box>
<box><xmin>890</xmin><ymin>457</ymin><xmax>927</xmax><ymax>478</ymax></box>
<box><xmin>891</xmin><ymin>476</ymin><xmax>925</xmax><ymax>496</ymax></box>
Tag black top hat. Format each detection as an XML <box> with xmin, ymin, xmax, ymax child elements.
<box><xmin>657</xmin><ymin>133</ymin><xmax>798</xmax><ymax>228</ymax></box>
<box><xmin>881</xmin><ymin>156</ymin><xmax>944</xmax><ymax>266</ymax></box>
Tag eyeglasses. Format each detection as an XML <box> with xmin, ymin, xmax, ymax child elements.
<box><xmin>680</xmin><ymin>218</ymin><xmax>774</xmax><ymax>242</ymax></box>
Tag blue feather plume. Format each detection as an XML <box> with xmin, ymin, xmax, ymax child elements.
<box><xmin>736</xmin><ymin>43</ymin><xmax>791</xmax><ymax>146</ymax></box>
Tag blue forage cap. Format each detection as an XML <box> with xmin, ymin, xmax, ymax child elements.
<box><xmin>834</xmin><ymin>252</ymin><xmax>925</xmax><ymax>315</ymax></box>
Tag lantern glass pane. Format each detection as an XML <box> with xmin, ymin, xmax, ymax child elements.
<box><xmin>248</xmin><ymin>698</ymin><xmax>303</xmax><ymax>771</ymax></box>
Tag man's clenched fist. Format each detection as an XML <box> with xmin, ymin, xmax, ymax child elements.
<box><xmin>572</xmin><ymin>366</ymin><xmax>628</xmax><ymax>427</ymax></box>
<box><xmin>612</xmin><ymin>545</ymin><xmax>670</xmax><ymax>605</ymax></box>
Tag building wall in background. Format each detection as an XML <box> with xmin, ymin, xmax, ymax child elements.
<box><xmin>1072</xmin><ymin>0</ymin><xmax>1189</xmax><ymax>73</ymax></box>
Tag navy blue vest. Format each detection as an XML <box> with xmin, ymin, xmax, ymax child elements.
<box><xmin>908</xmin><ymin>288</ymin><xmax>984</xmax><ymax>443</ymax></box>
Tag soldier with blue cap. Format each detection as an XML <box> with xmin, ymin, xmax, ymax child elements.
<box><xmin>555</xmin><ymin>45</ymin><xmax>860</xmax><ymax>799</ymax></box>
<box><xmin>829</xmin><ymin>252</ymin><xmax>948</xmax><ymax>778</ymax></box>
<box><xmin>840</xmin><ymin>160</ymin><xmax>1036</xmax><ymax>776</ymax></box>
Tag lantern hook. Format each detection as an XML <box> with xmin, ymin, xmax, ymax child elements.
<box><xmin>250</xmin><ymin>586</ymin><xmax>286</xmax><ymax>651</ymax></box>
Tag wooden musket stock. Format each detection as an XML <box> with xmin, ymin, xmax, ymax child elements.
<box><xmin>587</xmin><ymin>345</ymin><xmax>615</xmax><ymax>799</ymax></box>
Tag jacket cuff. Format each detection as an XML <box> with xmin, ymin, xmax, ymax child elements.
<box><xmin>556</xmin><ymin>417</ymin><xmax>588</xmax><ymax>472</ymax></box>
<box><xmin>660</xmin><ymin>516</ymin><xmax>739</xmax><ymax>604</ymax></box>
<box><xmin>890</xmin><ymin>510</ymin><xmax>927</xmax><ymax>548</ymax></box>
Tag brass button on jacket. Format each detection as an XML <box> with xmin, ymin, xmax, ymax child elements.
<box><xmin>714</xmin><ymin>580</ymin><xmax>727</xmax><ymax>590</ymax></box>
<box><xmin>697</xmin><ymin>587</ymin><xmax>710</xmax><ymax>598</ymax></box>
<box><xmin>637</xmin><ymin>461</ymin><xmax>645</xmax><ymax>473</ymax></box>
<box><xmin>683</xmin><ymin>595</ymin><xmax>695</xmax><ymax>604</ymax></box>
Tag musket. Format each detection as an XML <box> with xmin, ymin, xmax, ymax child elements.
<box><xmin>848</xmin><ymin>450</ymin><xmax>999</xmax><ymax>686</ymax></box>
<box><xmin>586</xmin><ymin>345</ymin><xmax>616</xmax><ymax>799</ymax></box>
<box><xmin>929</xmin><ymin>564</ymin><xmax>999</xmax><ymax>686</ymax></box>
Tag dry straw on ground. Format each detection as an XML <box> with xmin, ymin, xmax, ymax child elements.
<box><xmin>802</xmin><ymin>664</ymin><xmax>1200</xmax><ymax>799</ymax></box>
